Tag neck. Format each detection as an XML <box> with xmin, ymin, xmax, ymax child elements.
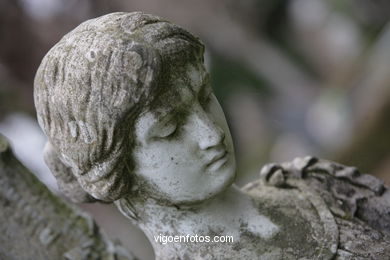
<box><xmin>115</xmin><ymin>184</ymin><xmax>279</xmax><ymax>258</ymax></box>
<box><xmin>116</xmin><ymin>184</ymin><xmax>244</xmax><ymax>222</ymax></box>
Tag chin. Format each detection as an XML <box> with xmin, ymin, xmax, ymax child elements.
<box><xmin>218</xmin><ymin>161</ymin><xmax>237</xmax><ymax>190</ymax></box>
<box><xmin>170</xmin><ymin>171</ymin><xmax>236</xmax><ymax>206</ymax></box>
<box><xmin>199</xmin><ymin>159</ymin><xmax>237</xmax><ymax>203</ymax></box>
<box><xmin>216</xmin><ymin>155</ymin><xmax>237</xmax><ymax>187</ymax></box>
<box><xmin>161</xmin><ymin>158</ymin><xmax>237</xmax><ymax>206</ymax></box>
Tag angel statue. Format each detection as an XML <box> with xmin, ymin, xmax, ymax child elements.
<box><xmin>34</xmin><ymin>12</ymin><xmax>390</xmax><ymax>259</ymax></box>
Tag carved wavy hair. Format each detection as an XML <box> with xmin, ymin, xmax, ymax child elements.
<box><xmin>34</xmin><ymin>12</ymin><xmax>204</xmax><ymax>202</ymax></box>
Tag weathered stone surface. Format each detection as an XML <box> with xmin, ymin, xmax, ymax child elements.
<box><xmin>33</xmin><ymin>12</ymin><xmax>390</xmax><ymax>259</ymax></box>
<box><xmin>0</xmin><ymin>133</ymin><xmax>136</xmax><ymax>260</ymax></box>
<box><xmin>256</xmin><ymin>156</ymin><xmax>390</xmax><ymax>259</ymax></box>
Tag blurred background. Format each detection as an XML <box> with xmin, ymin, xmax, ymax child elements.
<box><xmin>0</xmin><ymin>0</ymin><xmax>389</xmax><ymax>259</ymax></box>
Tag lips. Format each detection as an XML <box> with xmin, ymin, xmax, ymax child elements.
<box><xmin>206</xmin><ymin>150</ymin><xmax>228</xmax><ymax>171</ymax></box>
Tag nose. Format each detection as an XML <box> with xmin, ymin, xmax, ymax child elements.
<box><xmin>192</xmin><ymin>106</ymin><xmax>225</xmax><ymax>150</ymax></box>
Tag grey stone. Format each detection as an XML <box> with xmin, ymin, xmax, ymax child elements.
<box><xmin>34</xmin><ymin>12</ymin><xmax>390</xmax><ymax>259</ymax></box>
<box><xmin>0</xmin><ymin>133</ymin><xmax>136</xmax><ymax>259</ymax></box>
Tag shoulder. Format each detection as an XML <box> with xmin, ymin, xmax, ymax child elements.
<box><xmin>243</xmin><ymin>156</ymin><xmax>390</xmax><ymax>258</ymax></box>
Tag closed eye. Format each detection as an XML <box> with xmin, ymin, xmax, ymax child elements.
<box><xmin>155</xmin><ymin>121</ymin><xmax>178</xmax><ymax>138</ymax></box>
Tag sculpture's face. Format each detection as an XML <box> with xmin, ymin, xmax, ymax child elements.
<box><xmin>132</xmin><ymin>61</ymin><xmax>236</xmax><ymax>204</ymax></box>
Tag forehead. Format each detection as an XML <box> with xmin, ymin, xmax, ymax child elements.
<box><xmin>135</xmin><ymin>62</ymin><xmax>210</xmax><ymax>134</ymax></box>
<box><xmin>153</xmin><ymin>62</ymin><xmax>209</xmax><ymax>114</ymax></box>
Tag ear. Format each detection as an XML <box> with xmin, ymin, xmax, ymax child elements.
<box><xmin>43</xmin><ymin>142</ymin><xmax>98</xmax><ymax>203</ymax></box>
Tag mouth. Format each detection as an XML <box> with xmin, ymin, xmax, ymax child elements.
<box><xmin>206</xmin><ymin>151</ymin><xmax>228</xmax><ymax>171</ymax></box>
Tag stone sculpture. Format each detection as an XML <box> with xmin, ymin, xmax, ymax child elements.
<box><xmin>34</xmin><ymin>12</ymin><xmax>390</xmax><ymax>259</ymax></box>
<box><xmin>0</xmin><ymin>134</ymin><xmax>135</xmax><ymax>260</ymax></box>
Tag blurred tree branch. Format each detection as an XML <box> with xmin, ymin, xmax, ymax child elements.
<box><xmin>335</xmin><ymin>23</ymin><xmax>390</xmax><ymax>182</ymax></box>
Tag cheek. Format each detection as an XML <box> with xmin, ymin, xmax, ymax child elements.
<box><xmin>133</xmin><ymin>143</ymin><xmax>207</xmax><ymax>195</ymax></box>
<box><xmin>133</xmin><ymin>142</ymin><xmax>201</xmax><ymax>174</ymax></box>
<box><xmin>134</xmin><ymin>145</ymin><xmax>172</xmax><ymax>171</ymax></box>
